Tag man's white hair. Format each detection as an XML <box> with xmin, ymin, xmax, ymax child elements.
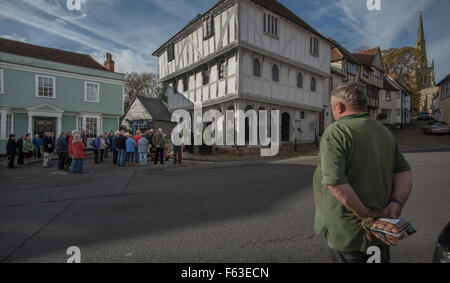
<box><xmin>331</xmin><ymin>82</ymin><xmax>368</xmax><ymax>110</ymax></box>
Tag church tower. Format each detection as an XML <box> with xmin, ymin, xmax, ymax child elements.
<box><xmin>415</xmin><ymin>9</ymin><xmax>435</xmax><ymax>89</ymax></box>
<box><xmin>416</xmin><ymin>10</ymin><xmax>427</xmax><ymax>69</ymax></box>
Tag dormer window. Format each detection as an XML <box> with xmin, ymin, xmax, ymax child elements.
<box><xmin>263</xmin><ymin>13</ymin><xmax>278</xmax><ymax>37</ymax></box>
<box><xmin>167</xmin><ymin>44</ymin><xmax>175</xmax><ymax>62</ymax></box>
<box><xmin>203</xmin><ymin>16</ymin><xmax>214</xmax><ymax>40</ymax></box>
<box><xmin>310</xmin><ymin>37</ymin><xmax>319</xmax><ymax>56</ymax></box>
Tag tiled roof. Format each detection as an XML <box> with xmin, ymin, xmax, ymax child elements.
<box><xmin>137</xmin><ymin>96</ymin><xmax>172</xmax><ymax>122</ymax></box>
<box><xmin>329</xmin><ymin>38</ymin><xmax>360</xmax><ymax>64</ymax></box>
<box><xmin>0</xmin><ymin>38</ymin><xmax>107</xmax><ymax>71</ymax></box>
<box><xmin>352</xmin><ymin>47</ymin><xmax>380</xmax><ymax>66</ymax></box>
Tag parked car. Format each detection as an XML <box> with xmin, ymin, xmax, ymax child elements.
<box><xmin>421</xmin><ymin>121</ymin><xmax>450</xmax><ymax>135</ymax></box>
<box><xmin>417</xmin><ymin>112</ymin><xmax>432</xmax><ymax>121</ymax></box>
<box><xmin>433</xmin><ymin>222</ymin><xmax>450</xmax><ymax>263</ymax></box>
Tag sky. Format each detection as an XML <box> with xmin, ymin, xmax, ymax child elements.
<box><xmin>0</xmin><ymin>0</ymin><xmax>449</xmax><ymax>82</ymax></box>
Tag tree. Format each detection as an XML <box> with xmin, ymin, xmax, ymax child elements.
<box><xmin>382</xmin><ymin>47</ymin><xmax>422</xmax><ymax>111</ymax></box>
<box><xmin>124</xmin><ymin>72</ymin><xmax>167</xmax><ymax>111</ymax></box>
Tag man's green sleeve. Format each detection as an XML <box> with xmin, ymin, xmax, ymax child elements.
<box><xmin>320</xmin><ymin>129</ymin><xmax>349</xmax><ymax>186</ymax></box>
<box><xmin>394</xmin><ymin>144</ymin><xmax>411</xmax><ymax>173</ymax></box>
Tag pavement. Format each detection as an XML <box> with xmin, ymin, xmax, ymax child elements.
<box><xmin>0</xmin><ymin>152</ymin><xmax>449</xmax><ymax>263</ymax></box>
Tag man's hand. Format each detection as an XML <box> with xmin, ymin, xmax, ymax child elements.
<box><xmin>383</xmin><ymin>202</ymin><xmax>402</xmax><ymax>219</ymax></box>
<box><xmin>365</xmin><ymin>208</ymin><xmax>386</xmax><ymax>219</ymax></box>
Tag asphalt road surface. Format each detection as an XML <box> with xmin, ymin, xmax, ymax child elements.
<box><xmin>0</xmin><ymin>152</ymin><xmax>449</xmax><ymax>263</ymax></box>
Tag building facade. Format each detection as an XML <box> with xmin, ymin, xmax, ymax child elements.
<box><xmin>152</xmin><ymin>0</ymin><xmax>331</xmax><ymax>147</ymax></box>
<box><xmin>0</xmin><ymin>39</ymin><xmax>125</xmax><ymax>154</ymax></box>
<box><xmin>352</xmin><ymin>47</ymin><xmax>384</xmax><ymax>120</ymax></box>
<box><xmin>379</xmin><ymin>77</ymin><xmax>399</xmax><ymax>126</ymax></box>
<box><xmin>437</xmin><ymin>75</ymin><xmax>450</xmax><ymax>124</ymax></box>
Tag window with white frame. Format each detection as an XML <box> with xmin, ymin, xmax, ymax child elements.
<box><xmin>85</xmin><ymin>82</ymin><xmax>100</xmax><ymax>103</ymax></box>
<box><xmin>86</xmin><ymin>117</ymin><xmax>98</xmax><ymax>139</ymax></box>
<box><xmin>386</xmin><ymin>91</ymin><xmax>391</xmax><ymax>101</ymax></box>
<box><xmin>6</xmin><ymin>114</ymin><xmax>12</xmax><ymax>137</ymax></box>
<box><xmin>263</xmin><ymin>13</ymin><xmax>278</xmax><ymax>37</ymax></box>
<box><xmin>0</xmin><ymin>69</ymin><xmax>4</xmax><ymax>94</ymax></box>
<box><xmin>36</xmin><ymin>75</ymin><xmax>55</xmax><ymax>98</ymax></box>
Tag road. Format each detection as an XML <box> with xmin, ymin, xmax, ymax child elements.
<box><xmin>0</xmin><ymin>152</ymin><xmax>449</xmax><ymax>263</ymax></box>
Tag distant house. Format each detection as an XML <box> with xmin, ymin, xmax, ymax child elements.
<box><xmin>326</xmin><ymin>39</ymin><xmax>363</xmax><ymax>132</ymax></box>
<box><xmin>437</xmin><ymin>74</ymin><xmax>450</xmax><ymax>124</ymax></box>
<box><xmin>0</xmin><ymin>38</ymin><xmax>125</xmax><ymax>154</ymax></box>
<box><xmin>121</xmin><ymin>96</ymin><xmax>175</xmax><ymax>135</ymax></box>
<box><xmin>152</xmin><ymin>0</ymin><xmax>332</xmax><ymax>148</ymax></box>
<box><xmin>380</xmin><ymin>77</ymin><xmax>399</xmax><ymax>126</ymax></box>
<box><xmin>387</xmin><ymin>76</ymin><xmax>412</xmax><ymax>126</ymax></box>
<box><xmin>352</xmin><ymin>47</ymin><xmax>385</xmax><ymax>120</ymax></box>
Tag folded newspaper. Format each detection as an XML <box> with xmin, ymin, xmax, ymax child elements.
<box><xmin>362</xmin><ymin>218</ymin><xmax>417</xmax><ymax>246</ymax></box>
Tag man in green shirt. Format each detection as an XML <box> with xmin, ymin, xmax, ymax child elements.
<box><xmin>313</xmin><ymin>83</ymin><xmax>413</xmax><ymax>263</ymax></box>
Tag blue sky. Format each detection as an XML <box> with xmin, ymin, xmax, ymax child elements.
<box><xmin>0</xmin><ymin>0</ymin><xmax>449</xmax><ymax>81</ymax></box>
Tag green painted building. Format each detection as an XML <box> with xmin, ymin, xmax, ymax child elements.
<box><xmin>0</xmin><ymin>38</ymin><xmax>125</xmax><ymax>154</ymax></box>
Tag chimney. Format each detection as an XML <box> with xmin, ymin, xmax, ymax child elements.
<box><xmin>104</xmin><ymin>52</ymin><xmax>115</xmax><ymax>72</ymax></box>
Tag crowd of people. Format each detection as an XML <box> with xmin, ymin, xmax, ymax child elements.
<box><xmin>5</xmin><ymin>128</ymin><xmax>183</xmax><ymax>174</ymax></box>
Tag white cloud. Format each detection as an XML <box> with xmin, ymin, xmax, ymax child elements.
<box><xmin>0</xmin><ymin>33</ymin><xmax>28</xmax><ymax>43</ymax></box>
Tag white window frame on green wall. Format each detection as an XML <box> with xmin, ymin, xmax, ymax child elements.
<box><xmin>35</xmin><ymin>74</ymin><xmax>56</xmax><ymax>98</ymax></box>
<box><xmin>0</xmin><ymin>108</ymin><xmax>13</xmax><ymax>140</ymax></box>
<box><xmin>84</xmin><ymin>81</ymin><xmax>100</xmax><ymax>103</ymax></box>
<box><xmin>0</xmin><ymin>69</ymin><xmax>4</xmax><ymax>94</ymax></box>
<box><xmin>77</xmin><ymin>113</ymin><xmax>102</xmax><ymax>139</ymax></box>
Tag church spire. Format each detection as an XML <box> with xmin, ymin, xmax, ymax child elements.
<box><xmin>416</xmin><ymin>9</ymin><xmax>427</xmax><ymax>68</ymax></box>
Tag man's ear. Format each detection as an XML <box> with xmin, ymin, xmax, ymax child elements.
<box><xmin>336</xmin><ymin>101</ymin><xmax>345</xmax><ymax>114</ymax></box>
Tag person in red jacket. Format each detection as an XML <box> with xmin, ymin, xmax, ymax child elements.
<box><xmin>72</xmin><ymin>134</ymin><xmax>86</xmax><ymax>174</ymax></box>
<box><xmin>133</xmin><ymin>130</ymin><xmax>142</xmax><ymax>165</ymax></box>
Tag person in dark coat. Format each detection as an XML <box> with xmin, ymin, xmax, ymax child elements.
<box><xmin>6</xmin><ymin>135</ymin><xmax>18</xmax><ymax>169</ymax></box>
<box><xmin>56</xmin><ymin>132</ymin><xmax>69</xmax><ymax>170</ymax></box>
<box><xmin>111</xmin><ymin>131</ymin><xmax>120</xmax><ymax>165</ymax></box>
<box><xmin>17</xmin><ymin>134</ymin><xmax>25</xmax><ymax>165</ymax></box>
<box><xmin>43</xmin><ymin>132</ymin><xmax>55</xmax><ymax>168</ymax></box>
<box><xmin>117</xmin><ymin>131</ymin><xmax>127</xmax><ymax>167</ymax></box>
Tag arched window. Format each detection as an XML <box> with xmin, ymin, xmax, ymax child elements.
<box><xmin>311</xmin><ymin>77</ymin><xmax>316</xmax><ymax>92</ymax></box>
<box><xmin>253</xmin><ymin>59</ymin><xmax>261</xmax><ymax>77</ymax></box>
<box><xmin>272</xmin><ymin>64</ymin><xmax>279</xmax><ymax>82</ymax></box>
<box><xmin>202</xmin><ymin>67</ymin><xmax>210</xmax><ymax>85</ymax></box>
<box><xmin>218</xmin><ymin>60</ymin><xmax>227</xmax><ymax>80</ymax></box>
<box><xmin>297</xmin><ymin>73</ymin><xmax>303</xmax><ymax>88</ymax></box>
